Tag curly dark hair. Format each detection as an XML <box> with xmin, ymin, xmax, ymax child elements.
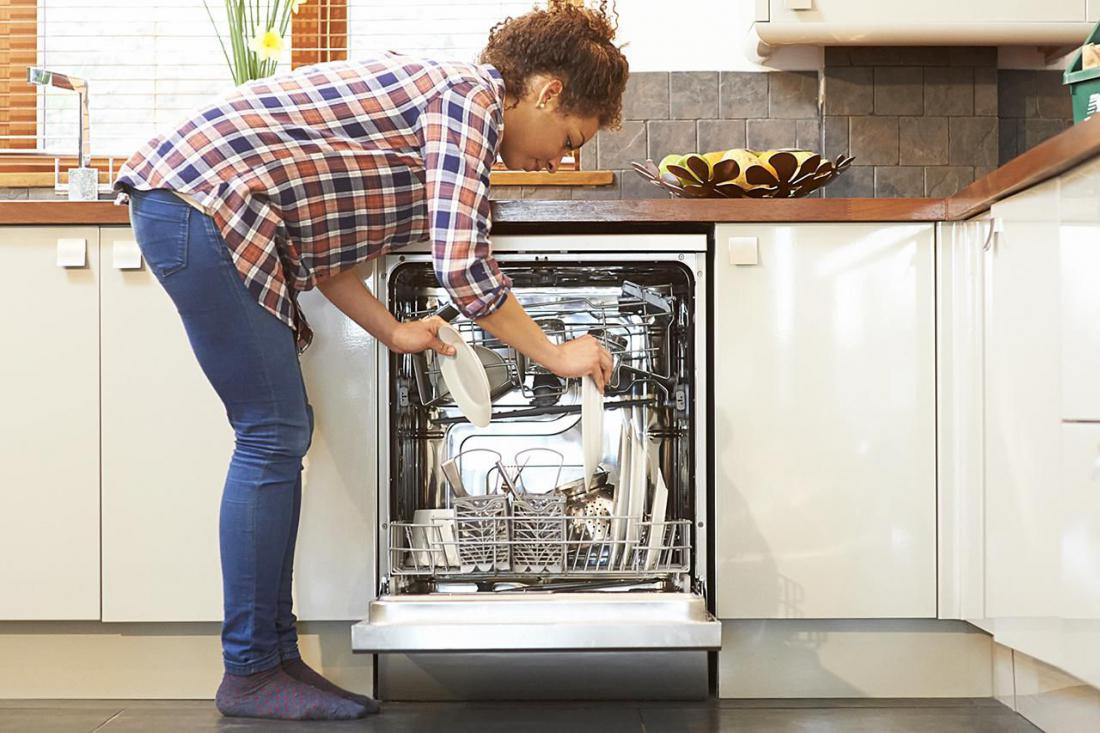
<box><xmin>479</xmin><ymin>0</ymin><xmax>629</xmax><ymax>129</ymax></box>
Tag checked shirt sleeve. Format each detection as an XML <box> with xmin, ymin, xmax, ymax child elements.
<box><xmin>419</xmin><ymin>83</ymin><xmax>512</xmax><ymax>319</ymax></box>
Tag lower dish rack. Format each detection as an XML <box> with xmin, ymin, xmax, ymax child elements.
<box><xmin>389</xmin><ymin>495</ymin><xmax>691</xmax><ymax>578</ymax></box>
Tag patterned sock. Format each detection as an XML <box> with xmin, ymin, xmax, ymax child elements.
<box><xmin>215</xmin><ymin>666</ymin><xmax>367</xmax><ymax>720</ymax></box>
<box><xmin>282</xmin><ymin>657</ymin><xmax>381</xmax><ymax>714</ymax></box>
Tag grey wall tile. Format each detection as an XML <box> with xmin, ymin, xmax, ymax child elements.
<box><xmin>926</xmin><ymin>165</ymin><xmax>974</xmax><ymax>196</ymax></box>
<box><xmin>824</xmin><ymin>47</ymin><xmax>851</xmax><ymax>66</ymax></box>
<box><xmin>622</xmin><ymin>72</ymin><xmax>669</xmax><ymax>120</ymax></box>
<box><xmin>597</xmin><ymin>121</ymin><xmax>646</xmax><ymax>168</ymax></box>
<box><xmin>949</xmin><ymin>116</ymin><xmax>998</xmax><ymax>167</ymax></box>
<box><xmin>796</xmin><ymin>119</ymin><xmax>822</xmax><ymax>150</ymax></box>
<box><xmin>1019</xmin><ymin>118</ymin><xmax>1070</xmax><ymax>151</ymax></box>
<box><xmin>648</xmin><ymin>120</ymin><xmax>698</xmax><ymax>160</ymax></box>
<box><xmin>998</xmin><ymin>70</ymin><xmax>1038</xmax><ymax>118</ymax></box>
<box><xmin>570</xmin><ymin>174</ymin><xmax>622</xmax><ymax>200</ymax></box>
<box><xmin>974</xmin><ymin>67</ymin><xmax>998</xmax><ymax>116</ymax></box>
<box><xmin>720</xmin><ymin>72</ymin><xmax>769</xmax><ymax>119</ymax></box>
<box><xmin>823</xmin><ymin>165</ymin><xmax>874</xmax><ymax>197</ymax></box>
<box><xmin>998</xmin><ymin>117</ymin><xmax>1019</xmax><ymax>164</ymax></box>
<box><xmin>824</xmin><ymin>67</ymin><xmax>874</xmax><ymax>115</ymax></box>
<box><xmin>521</xmin><ymin>186</ymin><xmax>573</xmax><ymax>200</ymax></box>
<box><xmin>698</xmin><ymin>119</ymin><xmax>746</xmax><ymax>154</ymax></box>
<box><xmin>925</xmin><ymin>66</ymin><xmax>974</xmax><ymax>116</ymax></box>
<box><xmin>874</xmin><ymin>67</ymin><xmax>923</xmax><ymax>116</ymax></box>
<box><xmin>975</xmin><ymin>166</ymin><xmax>996</xmax><ymax>181</ymax></box>
<box><xmin>1036</xmin><ymin>70</ymin><xmax>1073</xmax><ymax>119</ymax></box>
<box><xmin>900</xmin><ymin>116</ymin><xmax>949</xmax><ymax>165</ymax></box>
<box><xmin>875</xmin><ymin>166</ymin><xmax>925</xmax><ymax>197</ymax></box>
<box><xmin>670</xmin><ymin>72</ymin><xmax>719</xmax><ymax>119</ymax></box>
<box><xmin>746</xmin><ymin>118</ymin><xmax>798</xmax><ymax>150</ymax></box>
<box><xmin>949</xmin><ymin>47</ymin><xmax>998</xmax><ymax>67</ymax></box>
<box><xmin>0</xmin><ymin>188</ymin><xmax>30</xmax><ymax>200</ymax></box>
<box><xmin>578</xmin><ymin>132</ymin><xmax>599</xmax><ymax>171</ymax></box>
<box><xmin>621</xmin><ymin>169</ymin><xmax>671</xmax><ymax>200</ymax></box>
<box><xmin>769</xmin><ymin>71</ymin><xmax>819</xmax><ymax>118</ymax></box>
<box><xmin>850</xmin><ymin>116</ymin><xmax>899</xmax><ymax>165</ymax></box>
<box><xmin>823</xmin><ymin>116</ymin><xmax>850</xmax><ymax>157</ymax></box>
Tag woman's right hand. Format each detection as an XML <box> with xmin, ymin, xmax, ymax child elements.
<box><xmin>546</xmin><ymin>334</ymin><xmax>614</xmax><ymax>392</ymax></box>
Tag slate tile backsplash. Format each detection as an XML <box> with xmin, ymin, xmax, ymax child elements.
<box><xmin>491</xmin><ymin>47</ymin><xmax>1075</xmax><ymax>202</ymax></box>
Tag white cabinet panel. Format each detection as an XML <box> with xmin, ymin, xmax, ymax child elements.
<box><xmin>293</xmin><ymin>278</ymin><xmax>377</xmax><ymax>621</ymax></box>
<box><xmin>768</xmin><ymin>0</ymin><xmax>1086</xmax><ymax>26</ymax></box>
<box><xmin>1059</xmin><ymin>423</ymin><xmax>1100</xmax><ymax>620</ymax></box>
<box><xmin>983</xmin><ymin>178</ymin><xmax>1063</xmax><ymax>620</ymax></box>
<box><xmin>100</xmin><ymin>227</ymin><xmax>378</xmax><ymax>622</ymax></box>
<box><xmin>714</xmin><ymin>223</ymin><xmax>936</xmax><ymax>619</ymax></box>
<box><xmin>0</xmin><ymin>227</ymin><xmax>100</xmax><ymax>620</ymax></box>
<box><xmin>1059</xmin><ymin>157</ymin><xmax>1100</xmax><ymax>421</ymax></box>
<box><xmin>100</xmin><ymin>227</ymin><xmax>232</xmax><ymax>622</ymax></box>
<box><xmin>936</xmin><ymin>220</ymin><xmax>988</xmax><ymax>622</ymax></box>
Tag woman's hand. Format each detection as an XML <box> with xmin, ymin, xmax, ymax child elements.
<box><xmin>545</xmin><ymin>334</ymin><xmax>614</xmax><ymax>392</ymax></box>
<box><xmin>388</xmin><ymin>316</ymin><xmax>456</xmax><ymax>356</ymax></box>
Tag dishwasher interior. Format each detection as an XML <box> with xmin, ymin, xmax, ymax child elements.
<box><xmin>382</xmin><ymin>257</ymin><xmax>700</xmax><ymax>595</ymax></box>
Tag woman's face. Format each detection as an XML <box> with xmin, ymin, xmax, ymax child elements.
<box><xmin>499</xmin><ymin>75</ymin><xmax>601</xmax><ymax>173</ymax></box>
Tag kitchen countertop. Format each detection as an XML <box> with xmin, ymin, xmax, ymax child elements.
<box><xmin>1</xmin><ymin>114</ymin><xmax>1096</xmax><ymax>228</ymax></box>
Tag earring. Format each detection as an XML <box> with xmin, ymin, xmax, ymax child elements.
<box><xmin>537</xmin><ymin>102</ymin><xmax>545</xmax><ymax>109</ymax></box>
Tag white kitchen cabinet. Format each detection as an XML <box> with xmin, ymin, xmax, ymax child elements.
<box><xmin>982</xmin><ymin>177</ymin><xmax>1064</xmax><ymax>620</ymax></box>
<box><xmin>1059</xmin><ymin>156</ymin><xmax>1100</xmax><ymax>422</ymax></box>
<box><xmin>713</xmin><ymin>223</ymin><xmax>936</xmax><ymax>619</ymax></box>
<box><xmin>755</xmin><ymin>0</ymin><xmax>1090</xmax><ymax>45</ymax></box>
<box><xmin>100</xmin><ymin>226</ymin><xmax>377</xmax><ymax>622</ymax></box>
<box><xmin>0</xmin><ymin>227</ymin><xmax>101</xmax><ymax>620</ymax></box>
<box><xmin>1059</xmin><ymin>423</ymin><xmax>1100</xmax><ymax>620</ymax></box>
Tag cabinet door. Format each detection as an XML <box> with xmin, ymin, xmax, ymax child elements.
<box><xmin>0</xmin><ymin>227</ymin><xmax>100</xmax><ymax>620</ymax></box>
<box><xmin>100</xmin><ymin>227</ymin><xmax>232</xmax><ymax>622</ymax></box>
<box><xmin>100</xmin><ymin>227</ymin><xmax>378</xmax><ymax>622</ymax></box>
<box><xmin>768</xmin><ymin>0</ymin><xmax>1085</xmax><ymax>26</ymax></box>
<box><xmin>1060</xmin><ymin>424</ymin><xmax>1100</xmax><ymax>620</ymax></box>
<box><xmin>983</xmin><ymin>179</ymin><xmax>1063</xmax><ymax>620</ymax></box>
<box><xmin>714</xmin><ymin>223</ymin><xmax>936</xmax><ymax>619</ymax></box>
<box><xmin>1059</xmin><ymin>156</ymin><xmax>1100</xmax><ymax>421</ymax></box>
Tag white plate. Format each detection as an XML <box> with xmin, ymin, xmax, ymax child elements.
<box><xmin>625</xmin><ymin>411</ymin><xmax>648</xmax><ymax>551</ymax></box>
<box><xmin>644</xmin><ymin>461</ymin><xmax>669</xmax><ymax>571</ymax></box>
<box><xmin>581</xmin><ymin>376</ymin><xmax>603</xmax><ymax>489</ymax></box>
<box><xmin>437</xmin><ymin>324</ymin><xmax>492</xmax><ymax>428</ymax></box>
<box><xmin>609</xmin><ymin>412</ymin><xmax>633</xmax><ymax>566</ymax></box>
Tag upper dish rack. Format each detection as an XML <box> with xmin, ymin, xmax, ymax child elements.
<box><xmin>406</xmin><ymin>281</ymin><xmax>688</xmax><ymax>419</ymax></box>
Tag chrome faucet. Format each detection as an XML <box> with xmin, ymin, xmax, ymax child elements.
<box><xmin>26</xmin><ymin>67</ymin><xmax>98</xmax><ymax>200</ymax></box>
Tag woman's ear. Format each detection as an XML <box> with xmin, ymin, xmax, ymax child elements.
<box><xmin>536</xmin><ymin>77</ymin><xmax>564</xmax><ymax>110</ymax></box>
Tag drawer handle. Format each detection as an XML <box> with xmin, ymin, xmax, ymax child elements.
<box><xmin>112</xmin><ymin>239</ymin><xmax>143</xmax><ymax>270</ymax></box>
<box><xmin>56</xmin><ymin>238</ymin><xmax>87</xmax><ymax>268</ymax></box>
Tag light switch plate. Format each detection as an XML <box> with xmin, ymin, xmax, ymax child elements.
<box><xmin>728</xmin><ymin>236</ymin><xmax>759</xmax><ymax>266</ymax></box>
<box><xmin>786</xmin><ymin>0</ymin><xmax>813</xmax><ymax>9</ymax></box>
<box><xmin>112</xmin><ymin>239</ymin><xmax>143</xmax><ymax>270</ymax></box>
<box><xmin>56</xmin><ymin>238</ymin><xmax>87</xmax><ymax>268</ymax></box>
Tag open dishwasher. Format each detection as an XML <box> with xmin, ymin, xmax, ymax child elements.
<box><xmin>352</xmin><ymin>235</ymin><xmax>720</xmax><ymax>700</ymax></box>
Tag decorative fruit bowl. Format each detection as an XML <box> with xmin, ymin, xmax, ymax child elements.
<box><xmin>631</xmin><ymin>148</ymin><xmax>854</xmax><ymax>199</ymax></box>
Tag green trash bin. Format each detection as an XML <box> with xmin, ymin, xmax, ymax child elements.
<box><xmin>1064</xmin><ymin>22</ymin><xmax>1100</xmax><ymax>123</ymax></box>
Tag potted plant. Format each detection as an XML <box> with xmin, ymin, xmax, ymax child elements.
<box><xmin>202</xmin><ymin>0</ymin><xmax>307</xmax><ymax>85</ymax></box>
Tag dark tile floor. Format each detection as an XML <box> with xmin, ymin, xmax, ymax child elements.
<box><xmin>0</xmin><ymin>698</ymin><xmax>1041</xmax><ymax>733</ymax></box>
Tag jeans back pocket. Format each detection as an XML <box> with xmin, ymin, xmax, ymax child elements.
<box><xmin>129</xmin><ymin>191</ymin><xmax>190</xmax><ymax>279</ymax></box>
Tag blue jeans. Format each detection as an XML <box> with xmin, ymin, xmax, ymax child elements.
<box><xmin>128</xmin><ymin>188</ymin><xmax>311</xmax><ymax>675</ymax></box>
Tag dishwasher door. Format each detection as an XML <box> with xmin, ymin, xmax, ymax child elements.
<box><xmin>351</xmin><ymin>591</ymin><xmax>721</xmax><ymax>653</ymax></box>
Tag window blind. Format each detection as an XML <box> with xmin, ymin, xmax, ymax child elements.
<box><xmin>0</xmin><ymin>1</ymin><xmax>582</xmax><ymax>171</ymax></box>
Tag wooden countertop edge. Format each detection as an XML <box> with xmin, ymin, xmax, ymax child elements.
<box><xmin>1</xmin><ymin>114</ymin><xmax>1097</xmax><ymax>227</ymax></box>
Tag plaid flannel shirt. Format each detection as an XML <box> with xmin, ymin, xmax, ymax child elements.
<box><xmin>113</xmin><ymin>53</ymin><xmax>512</xmax><ymax>351</ymax></box>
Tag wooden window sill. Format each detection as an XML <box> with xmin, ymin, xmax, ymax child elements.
<box><xmin>489</xmin><ymin>170</ymin><xmax>614</xmax><ymax>186</ymax></box>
